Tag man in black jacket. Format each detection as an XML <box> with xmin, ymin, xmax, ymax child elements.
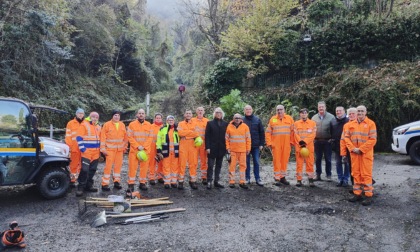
<box><xmin>205</xmin><ymin>107</ymin><xmax>229</xmax><ymax>189</ymax></box>
<box><xmin>330</xmin><ymin>106</ymin><xmax>350</xmax><ymax>187</ymax></box>
<box><xmin>243</xmin><ymin>105</ymin><xmax>265</xmax><ymax>186</ymax></box>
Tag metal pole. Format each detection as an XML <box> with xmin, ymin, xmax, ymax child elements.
<box><xmin>50</xmin><ymin>124</ymin><xmax>53</xmax><ymax>138</ymax></box>
<box><xmin>146</xmin><ymin>92</ymin><xmax>150</xmax><ymax>117</ymax></box>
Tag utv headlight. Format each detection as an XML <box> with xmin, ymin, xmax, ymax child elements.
<box><xmin>394</xmin><ymin>127</ymin><xmax>409</xmax><ymax>135</ymax></box>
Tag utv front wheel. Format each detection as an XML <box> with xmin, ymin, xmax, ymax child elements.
<box><xmin>37</xmin><ymin>168</ymin><xmax>70</xmax><ymax>199</ymax></box>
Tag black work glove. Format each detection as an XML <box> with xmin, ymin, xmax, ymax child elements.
<box><xmin>299</xmin><ymin>140</ymin><xmax>306</xmax><ymax>148</ymax></box>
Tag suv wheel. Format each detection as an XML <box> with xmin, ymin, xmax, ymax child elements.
<box><xmin>409</xmin><ymin>140</ymin><xmax>420</xmax><ymax>165</ymax></box>
<box><xmin>37</xmin><ymin>168</ymin><xmax>70</xmax><ymax>199</ymax></box>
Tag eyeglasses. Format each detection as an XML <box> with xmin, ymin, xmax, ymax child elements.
<box><xmin>357</xmin><ymin>110</ymin><xmax>365</xmax><ymax>112</ymax></box>
<box><xmin>277</xmin><ymin>109</ymin><xmax>284</xmax><ymax>111</ymax></box>
<box><xmin>234</xmin><ymin>118</ymin><xmax>241</xmax><ymax>119</ymax></box>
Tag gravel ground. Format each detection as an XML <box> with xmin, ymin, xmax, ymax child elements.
<box><xmin>0</xmin><ymin>153</ymin><xmax>419</xmax><ymax>252</ymax></box>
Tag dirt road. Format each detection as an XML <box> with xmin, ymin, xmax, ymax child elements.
<box><xmin>0</xmin><ymin>154</ymin><xmax>418</xmax><ymax>251</ymax></box>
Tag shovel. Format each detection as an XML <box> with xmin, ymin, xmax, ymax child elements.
<box><xmin>91</xmin><ymin>208</ymin><xmax>186</xmax><ymax>228</ymax></box>
<box><xmin>117</xmin><ymin>215</ymin><xmax>169</xmax><ymax>225</ymax></box>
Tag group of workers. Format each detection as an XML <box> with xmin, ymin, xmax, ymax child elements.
<box><xmin>65</xmin><ymin>101</ymin><xmax>377</xmax><ymax>206</ymax></box>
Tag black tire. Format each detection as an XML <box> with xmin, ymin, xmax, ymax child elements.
<box><xmin>37</xmin><ymin>168</ymin><xmax>70</xmax><ymax>199</ymax></box>
<box><xmin>409</xmin><ymin>140</ymin><xmax>420</xmax><ymax>165</ymax></box>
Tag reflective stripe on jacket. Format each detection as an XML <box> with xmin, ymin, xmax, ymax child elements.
<box><xmin>344</xmin><ymin>117</ymin><xmax>377</xmax><ymax>155</ymax></box>
<box><xmin>265</xmin><ymin>114</ymin><xmax>295</xmax><ymax>147</ymax></box>
<box><xmin>127</xmin><ymin>120</ymin><xmax>153</xmax><ymax>153</ymax></box>
<box><xmin>191</xmin><ymin>117</ymin><xmax>209</xmax><ymax>139</ymax></box>
<box><xmin>225</xmin><ymin>121</ymin><xmax>251</xmax><ymax>153</ymax></box>
<box><xmin>156</xmin><ymin>124</ymin><xmax>180</xmax><ymax>158</ymax></box>
<box><xmin>294</xmin><ymin>119</ymin><xmax>317</xmax><ymax>146</ymax></box>
<box><xmin>65</xmin><ymin>118</ymin><xmax>84</xmax><ymax>151</ymax></box>
<box><xmin>100</xmin><ymin>120</ymin><xmax>127</xmax><ymax>152</ymax></box>
<box><xmin>77</xmin><ymin>120</ymin><xmax>101</xmax><ymax>150</ymax></box>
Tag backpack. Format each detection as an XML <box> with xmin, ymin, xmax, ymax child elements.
<box><xmin>0</xmin><ymin>222</ymin><xmax>26</xmax><ymax>250</ymax></box>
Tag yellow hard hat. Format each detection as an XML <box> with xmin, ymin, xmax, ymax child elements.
<box><xmin>300</xmin><ymin>147</ymin><xmax>310</xmax><ymax>158</ymax></box>
<box><xmin>194</xmin><ymin>136</ymin><xmax>203</xmax><ymax>147</ymax></box>
<box><xmin>136</xmin><ymin>150</ymin><xmax>148</xmax><ymax>161</ymax></box>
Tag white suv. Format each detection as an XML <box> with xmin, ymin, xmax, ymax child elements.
<box><xmin>392</xmin><ymin>121</ymin><xmax>420</xmax><ymax>165</ymax></box>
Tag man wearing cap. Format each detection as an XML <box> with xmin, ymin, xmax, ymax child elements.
<box><xmin>156</xmin><ymin>115</ymin><xmax>180</xmax><ymax>189</ymax></box>
<box><xmin>178</xmin><ymin>110</ymin><xmax>200</xmax><ymax>189</ymax></box>
<box><xmin>265</xmin><ymin>105</ymin><xmax>295</xmax><ymax>186</ymax></box>
<box><xmin>75</xmin><ymin>112</ymin><xmax>101</xmax><ymax>197</ymax></box>
<box><xmin>294</xmin><ymin>108</ymin><xmax>317</xmax><ymax>187</ymax></box>
<box><xmin>65</xmin><ymin>108</ymin><xmax>85</xmax><ymax>187</ymax></box>
<box><xmin>226</xmin><ymin>113</ymin><xmax>251</xmax><ymax>189</ymax></box>
<box><xmin>191</xmin><ymin>107</ymin><xmax>209</xmax><ymax>185</ymax></box>
<box><xmin>148</xmin><ymin>113</ymin><xmax>165</xmax><ymax>185</ymax></box>
<box><xmin>127</xmin><ymin>109</ymin><xmax>153</xmax><ymax>191</ymax></box>
<box><xmin>100</xmin><ymin>110</ymin><xmax>127</xmax><ymax>191</ymax></box>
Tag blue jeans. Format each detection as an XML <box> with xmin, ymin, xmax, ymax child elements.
<box><xmin>334</xmin><ymin>151</ymin><xmax>349</xmax><ymax>182</ymax></box>
<box><xmin>314</xmin><ymin>140</ymin><xmax>332</xmax><ymax>177</ymax></box>
<box><xmin>246</xmin><ymin>147</ymin><xmax>260</xmax><ymax>181</ymax></box>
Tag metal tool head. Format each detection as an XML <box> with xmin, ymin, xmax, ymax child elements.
<box><xmin>91</xmin><ymin>211</ymin><xmax>107</xmax><ymax>228</ymax></box>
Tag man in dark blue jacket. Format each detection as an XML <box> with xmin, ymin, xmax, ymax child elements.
<box><xmin>243</xmin><ymin>105</ymin><xmax>265</xmax><ymax>186</ymax></box>
<box><xmin>330</xmin><ymin>106</ymin><xmax>349</xmax><ymax>186</ymax></box>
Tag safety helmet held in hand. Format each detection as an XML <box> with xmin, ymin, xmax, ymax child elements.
<box><xmin>194</xmin><ymin>136</ymin><xmax>203</xmax><ymax>147</ymax></box>
<box><xmin>300</xmin><ymin>147</ymin><xmax>310</xmax><ymax>158</ymax></box>
<box><xmin>136</xmin><ymin>150</ymin><xmax>148</xmax><ymax>161</ymax></box>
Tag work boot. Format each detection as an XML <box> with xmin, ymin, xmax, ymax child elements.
<box><xmin>279</xmin><ymin>177</ymin><xmax>290</xmax><ymax>185</ymax></box>
<box><xmin>229</xmin><ymin>183</ymin><xmax>235</xmax><ymax>188</ymax></box>
<box><xmin>256</xmin><ymin>179</ymin><xmax>264</xmax><ymax>186</ymax></box>
<box><xmin>114</xmin><ymin>182</ymin><xmax>122</xmax><ymax>190</ymax></box>
<box><xmin>202</xmin><ymin>178</ymin><xmax>208</xmax><ymax>185</ymax></box>
<box><xmin>362</xmin><ymin>197</ymin><xmax>373</xmax><ymax>206</ymax></box>
<box><xmin>171</xmin><ymin>183</ymin><xmax>178</xmax><ymax>189</ymax></box>
<box><xmin>214</xmin><ymin>182</ymin><xmax>225</xmax><ymax>188</ymax></box>
<box><xmin>158</xmin><ymin>178</ymin><xmax>164</xmax><ymax>184</ymax></box>
<box><xmin>296</xmin><ymin>180</ymin><xmax>303</xmax><ymax>187</ymax></box>
<box><xmin>309</xmin><ymin>179</ymin><xmax>315</xmax><ymax>187</ymax></box>
<box><xmin>128</xmin><ymin>184</ymin><xmax>135</xmax><ymax>192</ymax></box>
<box><xmin>326</xmin><ymin>176</ymin><xmax>332</xmax><ymax>182</ymax></box>
<box><xmin>315</xmin><ymin>174</ymin><xmax>322</xmax><ymax>181</ymax></box>
<box><xmin>76</xmin><ymin>187</ymin><xmax>84</xmax><ymax>197</ymax></box>
<box><xmin>139</xmin><ymin>183</ymin><xmax>148</xmax><ymax>191</ymax></box>
<box><xmin>207</xmin><ymin>183</ymin><xmax>212</xmax><ymax>190</ymax></box>
<box><xmin>101</xmin><ymin>185</ymin><xmax>110</xmax><ymax>191</ymax></box>
<box><xmin>149</xmin><ymin>180</ymin><xmax>156</xmax><ymax>185</ymax></box>
<box><xmin>239</xmin><ymin>183</ymin><xmax>249</xmax><ymax>189</ymax></box>
<box><xmin>85</xmin><ymin>187</ymin><xmax>98</xmax><ymax>192</ymax></box>
<box><xmin>164</xmin><ymin>184</ymin><xmax>170</xmax><ymax>189</ymax></box>
<box><xmin>336</xmin><ymin>181</ymin><xmax>344</xmax><ymax>187</ymax></box>
<box><xmin>246</xmin><ymin>179</ymin><xmax>251</xmax><ymax>185</ymax></box>
<box><xmin>190</xmin><ymin>181</ymin><xmax>198</xmax><ymax>190</ymax></box>
<box><xmin>348</xmin><ymin>195</ymin><xmax>363</xmax><ymax>202</ymax></box>
<box><xmin>178</xmin><ymin>182</ymin><xmax>184</xmax><ymax>190</ymax></box>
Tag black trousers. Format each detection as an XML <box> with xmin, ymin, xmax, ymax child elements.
<box><xmin>207</xmin><ymin>155</ymin><xmax>224</xmax><ymax>183</ymax></box>
<box><xmin>78</xmin><ymin>157</ymin><xmax>98</xmax><ymax>188</ymax></box>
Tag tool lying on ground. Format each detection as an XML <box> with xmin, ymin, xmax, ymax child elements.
<box><xmin>84</xmin><ymin>195</ymin><xmax>173</xmax><ymax>212</ymax></box>
<box><xmin>91</xmin><ymin>208</ymin><xmax>186</xmax><ymax>228</ymax></box>
<box><xmin>116</xmin><ymin>214</ymin><xmax>169</xmax><ymax>225</ymax></box>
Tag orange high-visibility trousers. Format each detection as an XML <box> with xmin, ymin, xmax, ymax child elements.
<box><xmin>101</xmin><ymin>150</ymin><xmax>124</xmax><ymax>186</ymax></box>
<box><xmin>162</xmin><ymin>152</ymin><xmax>179</xmax><ymax>185</ymax></box>
<box><xmin>197</xmin><ymin>145</ymin><xmax>207</xmax><ymax>179</ymax></box>
<box><xmin>350</xmin><ymin>152</ymin><xmax>374</xmax><ymax>197</ymax></box>
<box><xmin>81</xmin><ymin>149</ymin><xmax>100</xmax><ymax>162</ymax></box>
<box><xmin>128</xmin><ymin>151</ymin><xmax>149</xmax><ymax>184</ymax></box>
<box><xmin>295</xmin><ymin>145</ymin><xmax>315</xmax><ymax>180</ymax></box>
<box><xmin>178</xmin><ymin>139</ymin><xmax>197</xmax><ymax>182</ymax></box>
<box><xmin>69</xmin><ymin>150</ymin><xmax>81</xmax><ymax>182</ymax></box>
<box><xmin>148</xmin><ymin>144</ymin><xmax>163</xmax><ymax>181</ymax></box>
<box><xmin>228</xmin><ymin>152</ymin><xmax>246</xmax><ymax>184</ymax></box>
<box><xmin>272</xmin><ymin>145</ymin><xmax>291</xmax><ymax>180</ymax></box>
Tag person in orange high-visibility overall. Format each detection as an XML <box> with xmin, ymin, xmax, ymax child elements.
<box><xmin>127</xmin><ymin>109</ymin><xmax>153</xmax><ymax>191</ymax></box>
<box><xmin>65</xmin><ymin>108</ymin><xmax>85</xmax><ymax>186</ymax></box>
<box><xmin>148</xmin><ymin>113</ymin><xmax>164</xmax><ymax>185</ymax></box>
<box><xmin>178</xmin><ymin>110</ymin><xmax>200</xmax><ymax>189</ymax></box>
<box><xmin>341</xmin><ymin>107</ymin><xmax>357</xmax><ymax>186</ymax></box>
<box><xmin>226</xmin><ymin>114</ymin><xmax>251</xmax><ymax>189</ymax></box>
<box><xmin>75</xmin><ymin>112</ymin><xmax>101</xmax><ymax>197</ymax></box>
<box><xmin>156</xmin><ymin>115</ymin><xmax>180</xmax><ymax>189</ymax></box>
<box><xmin>265</xmin><ymin>105</ymin><xmax>295</xmax><ymax>186</ymax></box>
<box><xmin>344</xmin><ymin>105</ymin><xmax>377</xmax><ymax>206</ymax></box>
<box><xmin>294</xmin><ymin>108</ymin><xmax>317</xmax><ymax>187</ymax></box>
<box><xmin>100</xmin><ymin>110</ymin><xmax>127</xmax><ymax>191</ymax></box>
<box><xmin>191</xmin><ymin>107</ymin><xmax>209</xmax><ymax>185</ymax></box>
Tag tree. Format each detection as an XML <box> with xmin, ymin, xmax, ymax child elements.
<box><xmin>220</xmin><ymin>0</ymin><xmax>298</xmax><ymax>74</ymax></box>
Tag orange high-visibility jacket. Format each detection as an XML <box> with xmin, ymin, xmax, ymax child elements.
<box><xmin>76</xmin><ymin>120</ymin><xmax>101</xmax><ymax>152</ymax></box>
<box><xmin>127</xmin><ymin>120</ymin><xmax>153</xmax><ymax>153</ymax></box>
<box><xmin>100</xmin><ymin>120</ymin><xmax>127</xmax><ymax>152</ymax></box>
<box><xmin>225</xmin><ymin>121</ymin><xmax>251</xmax><ymax>153</ymax></box>
<box><xmin>265</xmin><ymin>114</ymin><xmax>295</xmax><ymax>147</ymax></box>
<box><xmin>191</xmin><ymin>117</ymin><xmax>209</xmax><ymax>140</ymax></box>
<box><xmin>151</xmin><ymin>123</ymin><xmax>162</xmax><ymax>147</ymax></box>
<box><xmin>340</xmin><ymin>120</ymin><xmax>354</xmax><ymax>156</ymax></box>
<box><xmin>65</xmin><ymin>118</ymin><xmax>84</xmax><ymax>151</ymax></box>
<box><xmin>294</xmin><ymin>119</ymin><xmax>316</xmax><ymax>146</ymax></box>
<box><xmin>178</xmin><ymin>120</ymin><xmax>199</xmax><ymax>140</ymax></box>
<box><xmin>344</xmin><ymin>117</ymin><xmax>377</xmax><ymax>155</ymax></box>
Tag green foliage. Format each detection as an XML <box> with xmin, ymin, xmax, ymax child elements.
<box><xmin>219</xmin><ymin>89</ymin><xmax>247</xmax><ymax>121</ymax></box>
<box><xmin>203</xmin><ymin>58</ymin><xmax>247</xmax><ymax>101</ymax></box>
<box><xmin>307</xmin><ymin>0</ymin><xmax>346</xmax><ymax>25</ymax></box>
